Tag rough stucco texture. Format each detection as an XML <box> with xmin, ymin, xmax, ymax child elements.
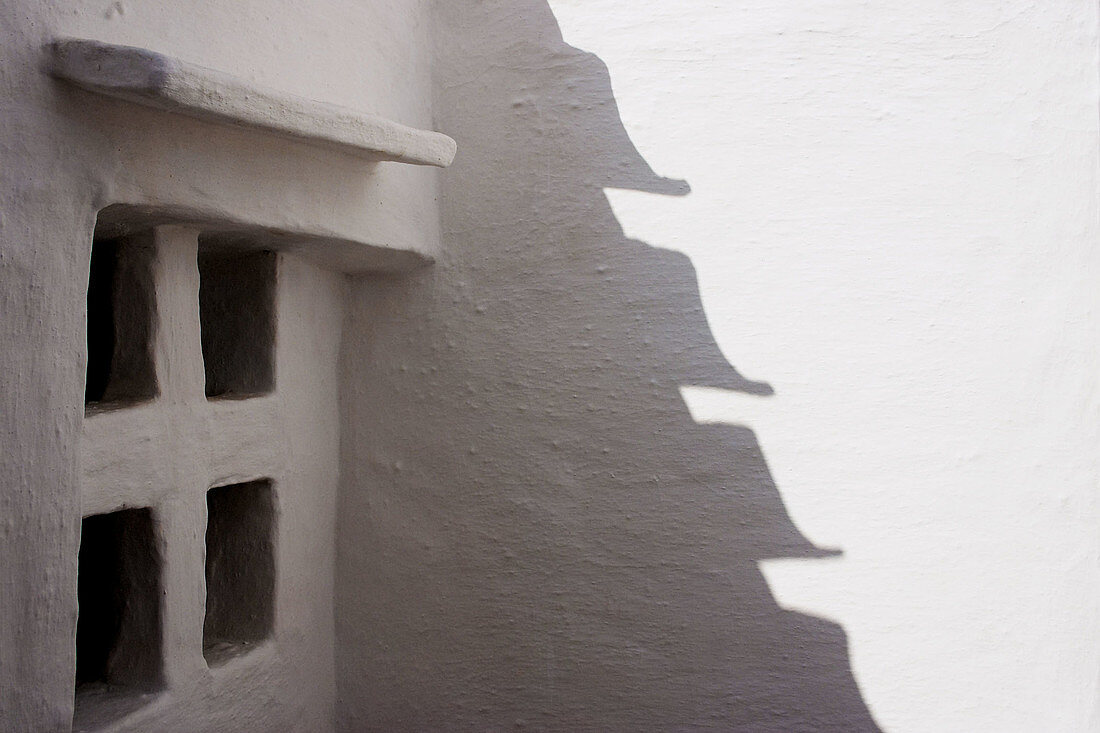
<box><xmin>0</xmin><ymin>1</ymin><xmax>431</xmax><ymax>730</ymax></box>
<box><xmin>548</xmin><ymin>2</ymin><xmax>1100</xmax><ymax>730</ymax></box>
<box><xmin>4</xmin><ymin>0</ymin><xmax>1099</xmax><ymax>731</ymax></box>
<box><xmin>336</xmin><ymin>1</ymin><xmax>1100</xmax><ymax>731</ymax></box>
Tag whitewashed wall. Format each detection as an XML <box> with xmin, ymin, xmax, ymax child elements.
<box><xmin>3</xmin><ymin>0</ymin><xmax>1097</xmax><ymax>731</ymax></box>
<box><xmin>337</xmin><ymin>1</ymin><xmax>1100</xmax><ymax>731</ymax></box>
<box><xmin>0</xmin><ymin>1</ymin><xmax>436</xmax><ymax>730</ymax></box>
<box><xmin>551</xmin><ymin>2</ymin><xmax>1100</xmax><ymax>731</ymax></box>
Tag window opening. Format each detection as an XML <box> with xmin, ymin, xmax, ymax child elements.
<box><xmin>203</xmin><ymin>479</ymin><xmax>277</xmax><ymax>665</ymax></box>
<box><xmin>85</xmin><ymin>234</ymin><xmax>158</xmax><ymax>410</ymax></box>
<box><xmin>198</xmin><ymin>249</ymin><xmax>277</xmax><ymax>399</ymax></box>
<box><xmin>74</xmin><ymin>507</ymin><xmax>163</xmax><ymax>727</ymax></box>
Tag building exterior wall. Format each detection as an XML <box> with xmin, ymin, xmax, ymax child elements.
<box><xmin>547</xmin><ymin>2</ymin><xmax>1100</xmax><ymax>730</ymax></box>
<box><xmin>0</xmin><ymin>1</ymin><xmax>435</xmax><ymax>731</ymax></box>
<box><xmin>3</xmin><ymin>1</ymin><xmax>1100</xmax><ymax>732</ymax></box>
<box><xmin>336</xmin><ymin>1</ymin><xmax>1100</xmax><ymax>731</ymax></box>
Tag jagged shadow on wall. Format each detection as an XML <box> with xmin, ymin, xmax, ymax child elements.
<box><xmin>338</xmin><ymin>1</ymin><xmax>882</xmax><ymax>730</ymax></box>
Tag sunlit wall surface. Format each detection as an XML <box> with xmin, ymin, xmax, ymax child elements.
<box><xmin>338</xmin><ymin>1</ymin><xmax>1100</xmax><ymax>731</ymax></box>
<box><xmin>552</xmin><ymin>2</ymin><xmax>1100</xmax><ymax>731</ymax></box>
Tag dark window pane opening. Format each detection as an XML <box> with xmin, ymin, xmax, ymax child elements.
<box><xmin>85</xmin><ymin>233</ymin><xmax>158</xmax><ymax>410</ymax></box>
<box><xmin>75</xmin><ymin>508</ymin><xmax>163</xmax><ymax>728</ymax></box>
<box><xmin>198</xmin><ymin>249</ymin><xmax>277</xmax><ymax>399</ymax></box>
<box><xmin>203</xmin><ymin>479</ymin><xmax>276</xmax><ymax>665</ymax></box>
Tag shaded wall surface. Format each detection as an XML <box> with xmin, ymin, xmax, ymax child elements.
<box><xmin>337</xmin><ymin>1</ymin><xmax>880</xmax><ymax>729</ymax></box>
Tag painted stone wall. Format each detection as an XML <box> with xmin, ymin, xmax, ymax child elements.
<box><xmin>0</xmin><ymin>1</ymin><xmax>436</xmax><ymax>731</ymax></box>
<box><xmin>4</xmin><ymin>0</ymin><xmax>1098</xmax><ymax>731</ymax></box>
<box><xmin>548</xmin><ymin>2</ymin><xmax>1100</xmax><ymax>730</ymax></box>
<box><xmin>336</xmin><ymin>1</ymin><xmax>1100</xmax><ymax>731</ymax></box>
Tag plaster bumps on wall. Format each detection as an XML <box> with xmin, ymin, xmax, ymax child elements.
<box><xmin>85</xmin><ymin>234</ymin><xmax>158</xmax><ymax>410</ymax></box>
<box><xmin>203</xmin><ymin>479</ymin><xmax>277</xmax><ymax>665</ymax></box>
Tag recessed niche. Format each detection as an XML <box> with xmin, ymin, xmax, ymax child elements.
<box><xmin>74</xmin><ymin>508</ymin><xmax>163</xmax><ymax>728</ymax></box>
<box><xmin>85</xmin><ymin>234</ymin><xmax>158</xmax><ymax>410</ymax></box>
<box><xmin>203</xmin><ymin>479</ymin><xmax>276</xmax><ymax>665</ymax></box>
<box><xmin>198</xmin><ymin>249</ymin><xmax>277</xmax><ymax>399</ymax></box>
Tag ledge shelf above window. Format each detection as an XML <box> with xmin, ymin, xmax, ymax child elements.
<box><xmin>47</xmin><ymin>38</ymin><xmax>456</xmax><ymax>168</ymax></box>
<box><xmin>49</xmin><ymin>38</ymin><xmax>453</xmax><ymax>274</ymax></box>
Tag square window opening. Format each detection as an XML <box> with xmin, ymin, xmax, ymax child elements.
<box><xmin>203</xmin><ymin>479</ymin><xmax>276</xmax><ymax>666</ymax></box>
<box><xmin>198</xmin><ymin>248</ymin><xmax>277</xmax><ymax>399</ymax></box>
<box><xmin>74</xmin><ymin>507</ymin><xmax>163</xmax><ymax>729</ymax></box>
<box><xmin>85</xmin><ymin>232</ymin><xmax>158</xmax><ymax>411</ymax></box>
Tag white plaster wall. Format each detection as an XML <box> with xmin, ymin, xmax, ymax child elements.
<box><xmin>0</xmin><ymin>1</ymin><xmax>435</xmax><ymax>730</ymax></box>
<box><xmin>337</xmin><ymin>1</ymin><xmax>1100</xmax><ymax>731</ymax></box>
<box><xmin>5</xmin><ymin>0</ymin><xmax>1098</xmax><ymax>730</ymax></box>
<box><xmin>549</xmin><ymin>2</ymin><xmax>1100</xmax><ymax>730</ymax></box>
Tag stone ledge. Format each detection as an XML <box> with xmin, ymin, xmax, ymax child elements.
<box><xmin>47</xmin><ymin>37</ymin><xmax>456</xmax><ymax>168</ymax></box>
